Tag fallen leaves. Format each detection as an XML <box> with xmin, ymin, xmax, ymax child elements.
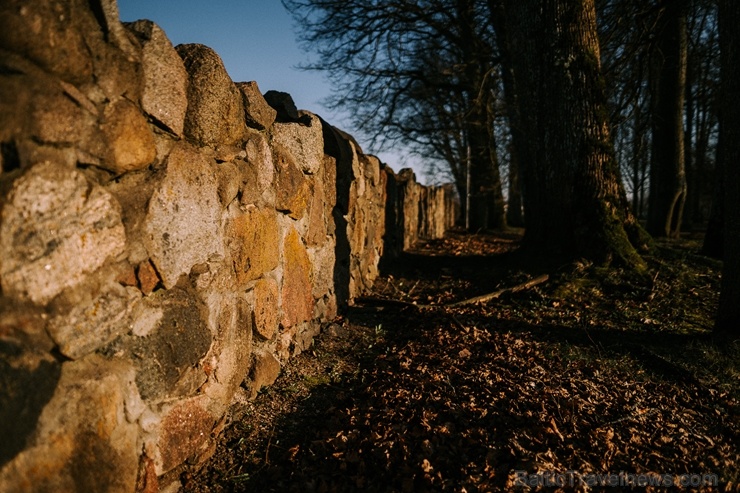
<box><xmin>183</xmin><ymin>231</ymin><xmax>739</xmax><ymax>492</ymax></box>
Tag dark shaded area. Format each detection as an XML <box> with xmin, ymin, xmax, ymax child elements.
<box><xmin>319</xmin><ymin>116</ymin><xmax>355</xmax><ymax>311</ymax></box>
<box><xmin>714</xmin><ymin>0</ymin><xmax>740</xmax><ymax>338</ymax></box>
<box><xmin>378</xmin><ymin>168</ymin><xmax>400</xmax><ymax>271</ymax></box>
<box><xmin>230</xmin><ymin>322</ymin><xmax>731</xmax><ymax>492</ymax></box>
<box><xmin>86</xmin><ymin>0</ymin><xmax>107</xmax><ymax>36</ymax></box>
<box><xmin>264</xmin><ymin>90</ymin><xmax>311</xmax><ymax>124</ymax></box>
<box><xmin>0</xmin><ymin>141</ymin><xmax>20</xmax><ymax>173</ymax></box>
<box><xmin>378</xmin><ymin>230</ymin><xmax>556</xmax><ymax>302</ymax></box>
<box><xmin>702</xmin><ymin>167</ymin><xmax>724</xmax><ymax>259</ymax></box>
<box><xmin>0</xmin><ymin>344</ymin><xmax>61</xmax><ymax>467</ymax></box>
<box><xmin>71</xmin><ymin>431</ymin><xmax>127</xmax><ymax>492</ymax></box>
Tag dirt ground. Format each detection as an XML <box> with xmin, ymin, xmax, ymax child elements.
<box><xmin>182</xmin><ymin>230</ymin><xmax>739</xmax><ymax>492</ymax></box>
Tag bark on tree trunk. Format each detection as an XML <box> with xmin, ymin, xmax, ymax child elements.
<box><xmin>467</xmin><ymin>112</ymin><xmax>506</xmax><ymax>231</ymax></box>
<box><xmin>486</xmin><ymin>99</ymin><xmax>508</xmax><ymax>230</ymax></box>
<box><xmin>504</xmin><ymin>0</ymin><xmax>650</xmax><ymax>268</ymax></box>
<box><xmin>647</xmin><ymin>0</ymin><xmax>689</xmax><ymax>238</ymax></box>
<box><xmin>715</xmin><ymin>0</ymin><xmax>740</xmax><ymax>338</ymax></box>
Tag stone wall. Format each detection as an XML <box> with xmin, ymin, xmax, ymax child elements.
<box><xmin>0</xmin><ymin>1</ymin><xmax>457</xmax><ymax>491</ymax></box>
<box><xmin>384</xmin><ymin>168</ymin><xmax>458</xmax><ymax>255</ymax></box>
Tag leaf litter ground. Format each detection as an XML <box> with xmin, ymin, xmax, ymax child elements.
<box><xmin>183</xmin><ymin>230</ymin><xmax>739</xmax><ymax>492</ymax></box>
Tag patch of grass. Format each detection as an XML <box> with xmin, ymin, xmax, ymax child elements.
<box><xmin>302</xmin><ymin>374</ymin><xmax>331</xmax><ymax>387</ymax></box>
<box><xmin>658</xmin><ymin>339</ymin><xmax>740</xmax><ymax>400</ymax></box>
<box><xmin>227</xmin><ymin>472</ymin><xmax>250</xmax><ymax>484</ymax></box>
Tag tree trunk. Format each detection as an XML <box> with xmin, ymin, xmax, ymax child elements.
<box><xmin>455</xmin><ymin>178</ymin><xmax>468</xmax><ymax>228</ymax></box>
<box><xmin>693</xmin><ymin>98</ymin><xmax>712</xmax><ymax>224</ymax></box>
<box><xmin>647</xmin><ymin>0</ymin><xmax>689</xmax><ymax>238</ymax></box>
<box><xmin>485</xmin><ymin>98</ymin><xmax>508</xmax><ymax>230</ymax></box>
<box><xmin>488</xmin><ymin>0</ymin><xmax>526</xmax><ymax>228</ymax></box>
<box><xmin>466</xmin><ymin>107</ymin><xmax>506</xmax><ymax>231</ymax></box>
<box><xmin>458</xmin><ymin>0</ymin><xmax>506</xmax><ymax>232</ymax></box>
<box><xmin>503</xmin><ymin>0</ymin><xmax>650</xmax><ymax>269</ymax></box>
<box><xmin>715</xmin><ymin>0</ymin><xmax>740</xmax><ymax>338</ymax></box>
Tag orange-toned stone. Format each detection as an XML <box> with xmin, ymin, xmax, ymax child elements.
<box><xmin>305</xmin><ymin>176</ymin><xmax>326</xmax><ymax>246</ymax></box>
<box><xmin>273</xmin><ymin>145</ymin><xmax>309</xmax><ymax>218</ymax></box>
<box><xmin>156</xmin><ymin>397</ymin><xmax>215</xmax><ymax>475</ymax></box>
<box><xmin>137</xmin><ymin>260</ymin><xmax>161</xmax><ymax>295</ymax></box>
<box><xmin>253</xmin><ymin>278</ymin><xmax>279</xmax><ymax>340</ymax></box>
<box><xmin>288</xmin><ymin>180</ymin><xmax>311</xmax><ymax>220</ymax></box>
<box><xmin>116</xmin><ymin>263</ymin><xmax>138</xmax><ymax>287</ymax></box>
<box><xmin>281</xmin><ymin>228</ymin><xmax>314</xmax><ymax>328</ymax></box>
<box><xmin>247</xmin><ymin>349</ymin><xmax>280</xmax><ymax>398</ymax></box>
<box><xmin>102</xmin><ymin>99</ymin><xmax>156</xmax><ymax>173</ymax></box>
<box><xmin>135</xmin><ymin>454</ymin><xmax>159</xmax><ymax>493</ymax></box>
<box><xmin>227</xmin><ymin>208</ymin><xmax>280</xmax><ymax>287</ymax></box>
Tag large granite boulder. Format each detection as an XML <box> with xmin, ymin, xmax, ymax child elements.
<box><xmin>143</xmin><ymin>142</ymin><xmax>223</xmax><ymax>289</ymax></box>
<box><xmin>101</xmin><ymin>98</ymin><xmax>157</xmax><ymax>173</ymax></box>
<box><xmin>176</xmin><ymin>43</ymin><xmax>245</xmax><ymax>145</ymax></box>
<box><xmin>237</xmin><ymin>81</ymin><xmax>277</xmax><ymax>131</ymax></box>
<box><xmin>0</xmin><ymin>161</ymin><xmax>126</xmax><ymax>304</ymax></box>
<box><xmin>126</xmin><ymin>20</ymin><xmax>189</xmax><ymax>137</ymax></box>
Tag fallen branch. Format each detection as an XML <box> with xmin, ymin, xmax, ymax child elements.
<box><xmin>355</xmin><ymin>274</ymin><xmax>549</xmax><ymax>310</ymax></box>
<box><xmin>447</xmin><ymin>274</ymin><xmax>549</xmax><ymax>307</ymax></box>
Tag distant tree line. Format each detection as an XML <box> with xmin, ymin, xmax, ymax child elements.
<box><xmin>284</xmin><ymin>0</ymin><xmax>739</xmax><ymax>338</ymax></box>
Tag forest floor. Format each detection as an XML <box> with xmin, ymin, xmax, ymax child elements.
<box><xmin>183</xmin><ymin>230</ymin><xmax>739</xmax><ymax>492</ymax></box>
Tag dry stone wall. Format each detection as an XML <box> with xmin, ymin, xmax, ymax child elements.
<box><xmin>0</xmin><ymin>1</ymin><xmax>457</xmax><ymax>491</ymax></box>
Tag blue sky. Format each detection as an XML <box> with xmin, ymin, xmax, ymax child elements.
<box><xmin>117</xmin><ymin>0</ymin><xmax>424</xmax><ymax>180</ymax></box>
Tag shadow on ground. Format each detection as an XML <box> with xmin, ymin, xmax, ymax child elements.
<box><xmin>183</xmin><ymin>231</ymin><xmax>739</xmax><ymax>492</ymax></box>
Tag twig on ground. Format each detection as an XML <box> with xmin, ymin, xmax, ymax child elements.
<box><xmin>449</xmin><ymin>314</ymin><xmax>468</xmax><ymax>332</ymax></box>
<box><xmin>648</xmin><ymin>268</ymin><xmax>660</xmax><ymax>301</ymax></box>
<box><xmin>406</xmin><ymin>280</ymin><xmax>420</xmax><ymax>298</ymax></box>
<box><xmin>599</xmin><ymin>407</ymin><xmax>660</xmax><ymax>428</ymax></box>
<box><xmin>447</xmin><ymin>274</ymin><xmax>549</xmax><ymax>307</ymax></box>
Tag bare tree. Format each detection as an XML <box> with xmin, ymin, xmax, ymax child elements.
<box><xmin>503</xmin><ymin>0</ymin><xmax>651</xmax><ymax>268</ymax></box>
<box><xmin>597</xmin><ymin>0</ymin><xmax>718</xmax><ymax>231</ymax></box>
<box><xmin>646</xmin><ymin>0</ymin><xmax>690</xmax><ymax>238</ymax></box>
<box><xmin>597</xmin><ymin>0</ymin><xmax>656</xmax><ymax>220</ymax></box>
<box><xmin>488</xmin><ymin>0</ymin><xmax>526</xmax><ymax>227</ymax></box>
<box><xmin>683</xmin><ymin>1</ymin><xmax>719</xmax><ymax>231</ymax></box>
<box><xmin>283</xmin><ymin>0</ymin><xmax>507</xmax><ymax>230</ymax></box>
